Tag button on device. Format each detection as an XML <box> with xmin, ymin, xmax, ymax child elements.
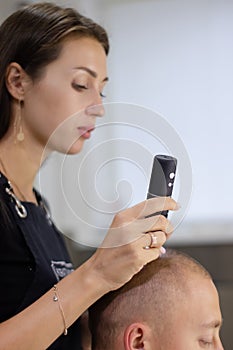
<box><xmin>169</xmin><ymin>172</ymin><xmax>175</xmax><ymax>179</ymax></box>
<box><xmin>168</xmin><ymin>182</ymin><xmax>173</xmax><ymax>187</ymax></box>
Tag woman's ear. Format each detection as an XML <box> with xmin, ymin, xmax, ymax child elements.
<box><xmin>123</xmin><ymin>322</ymin><xmax>155</xmax><ymax>350</ymax></box>
<box><xmin>5</xmin><ymin>62</ymin><xmax>29</xmax><ymax>100</ymax></box>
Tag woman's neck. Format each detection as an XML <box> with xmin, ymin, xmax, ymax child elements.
<box><xmin>0</xmin><ymin>132</ymin><xmax>48</xmax><ymax>203</ymax></box>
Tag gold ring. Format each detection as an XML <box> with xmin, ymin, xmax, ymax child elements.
<box><xmin>143</xmin><ymin>232</ymin><xmax>158</xmax><ymax>250</ymax></box>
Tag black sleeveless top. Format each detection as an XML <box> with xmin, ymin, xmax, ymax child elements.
<box><xmin>0</xmin><ymin>172</ymin><xmax>82</xmax><ymax>349</ymax></box>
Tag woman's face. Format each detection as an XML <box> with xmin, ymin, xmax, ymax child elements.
<box><xmin>22</xmin><ymin>36</ymin><xmax>108</xmax><ymax>155</ymax></box>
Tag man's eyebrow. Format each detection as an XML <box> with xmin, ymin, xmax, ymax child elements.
<box><xmin>73</xmin><ymin>66</ymin><xmax>109</xmax><ymax>82</ymax></box>
<box><xmin>201</xmin><ymin>319</ymin><xmax>223</xmax><ymax>329</ymax></box>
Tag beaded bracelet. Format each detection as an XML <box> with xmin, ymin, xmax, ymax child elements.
<box><xmin>53</xmin><ymin>284</ymin><xmax>68</xmax><ymax>336</ymax></box>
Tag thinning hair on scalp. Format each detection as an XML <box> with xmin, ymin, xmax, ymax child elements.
<box><xmin>89</xmin><ymin>249</ymin><xmax>211</xmax><ymax>350</ymax></box>
<box><xmin>0</xmin><ymin>2</ymin><xmax>109</xmax><ymax>140</ymax></box>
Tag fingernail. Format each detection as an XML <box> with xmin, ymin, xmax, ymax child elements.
<box><xmin>175</xmin><ymin>202</ymin><xmax>181</xmax><ymax>210</ymax></box>
<box><xmin>160</xmin><ymin>246</ymin><xmax>166</xmax><ymax>255</ymax></box>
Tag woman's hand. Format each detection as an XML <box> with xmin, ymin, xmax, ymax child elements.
<box><xmin>89</xmin><ymin>197</ymin><xmax>179</xmax><ymax>292</ymax></box>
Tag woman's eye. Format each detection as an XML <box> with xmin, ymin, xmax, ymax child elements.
<box><xmin>72</xmin><ymin>82</ymin><xmax>106</xmax><ymax>99</ymax></box>
<box><xmin>72</xmin><ymin>83</ymin><xmax>88</xmax><ymax>91</ymax></box>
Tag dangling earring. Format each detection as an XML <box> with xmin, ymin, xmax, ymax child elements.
<box><xmin>14</xmin><ymin>99</ymin><xmax>24</xmax><ymax>143</ymax></box>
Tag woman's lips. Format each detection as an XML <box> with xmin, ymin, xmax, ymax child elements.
<box><xmin>77</xmin><ymin>126</ymin><xmax>95</xmax><ymax>139</ymax></box>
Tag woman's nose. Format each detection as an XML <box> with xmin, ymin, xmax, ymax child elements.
<box><xmin>86</xmin><ymin>102</ymin><xmax>105</xmax><ymax>117</ymax></box>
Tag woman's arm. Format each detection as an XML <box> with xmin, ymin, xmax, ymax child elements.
<box><xmin>0</xmin><ymin>259</ymin><xmax>106</xmax><ymax>350</ymax></box>
<box><xmin>0</xmin><ymin>197</ymin><xmax>178</xmax><ymax>350</ymax></box>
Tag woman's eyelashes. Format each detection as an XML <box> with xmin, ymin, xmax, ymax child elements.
<box><xmin>72</xmin><ymin>82</ymin><xmax>106</xmax><ymax>98</ymax></box>
<box><xmin>100</xmin><ymin>91</ymin><xmax>106</xmax><ymax>98</ymax></box>
<box><xmin>72</xmin><ymin>82</ymin><xmax>88</xmax><ymax>92</ymax></box>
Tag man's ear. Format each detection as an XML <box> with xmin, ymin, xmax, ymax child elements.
<box><xmin>123</xmin><ymin>322</ymin><xmax>154</xmax><ymax>350</ymax></box>
<box><xmin>5</xmin><ymin>62</ymin><xmax>29</xmax><ymax>100</ymax></box>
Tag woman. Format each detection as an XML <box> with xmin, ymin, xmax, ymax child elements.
<box><xmin>0</xmin><ymin>3</ymin><xmax>178</xmax><ymax>349</ymax></box>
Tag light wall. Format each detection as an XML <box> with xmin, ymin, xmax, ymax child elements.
<box><xmin>100</xmin><ymin>0</ymin><xmax>233</xmax><ymax>244</ymax></box>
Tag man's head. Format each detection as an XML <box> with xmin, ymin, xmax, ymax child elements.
<box><xmin>89</xmin><ymin>249</ymin><xmax>224</xmax><ymax>350</ymax></box>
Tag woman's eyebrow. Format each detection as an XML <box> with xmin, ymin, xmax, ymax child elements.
<box><xmin>73</xmin><ymin>66</ymin><xmax>109</xmax><ymax>82</ymax></box>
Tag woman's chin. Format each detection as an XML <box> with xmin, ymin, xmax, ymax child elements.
<box><xmin>66</xmin><ymin>139</ymin><xmax>85</xmax><ymax>155</ymax></box>
<box><xmin>48</xmin><ymin>137</ymin><xmax>86</xmax><ymax>156</ymax></box>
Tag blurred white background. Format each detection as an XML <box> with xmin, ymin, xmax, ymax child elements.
<box><xmin>1</xmin><ymin>0</ymin><xmax>233</xmax><ymax>245</ymax></box>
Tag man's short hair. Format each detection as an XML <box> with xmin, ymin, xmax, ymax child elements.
<box><xmin>89</xmin><ymin>249</ymin><xmax>211</xmax><ymax>350</ymax></box>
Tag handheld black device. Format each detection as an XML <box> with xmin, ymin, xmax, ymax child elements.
<box><xmin>147</xmin><ymin>154</ymin><xmax>177</xmax><ymax>217</ymax></box>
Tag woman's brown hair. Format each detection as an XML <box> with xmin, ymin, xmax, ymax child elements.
<box><xmin>0</xmin><ymin>2</ymin><xmax>109</xmax><ymax>139</ymax></box>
